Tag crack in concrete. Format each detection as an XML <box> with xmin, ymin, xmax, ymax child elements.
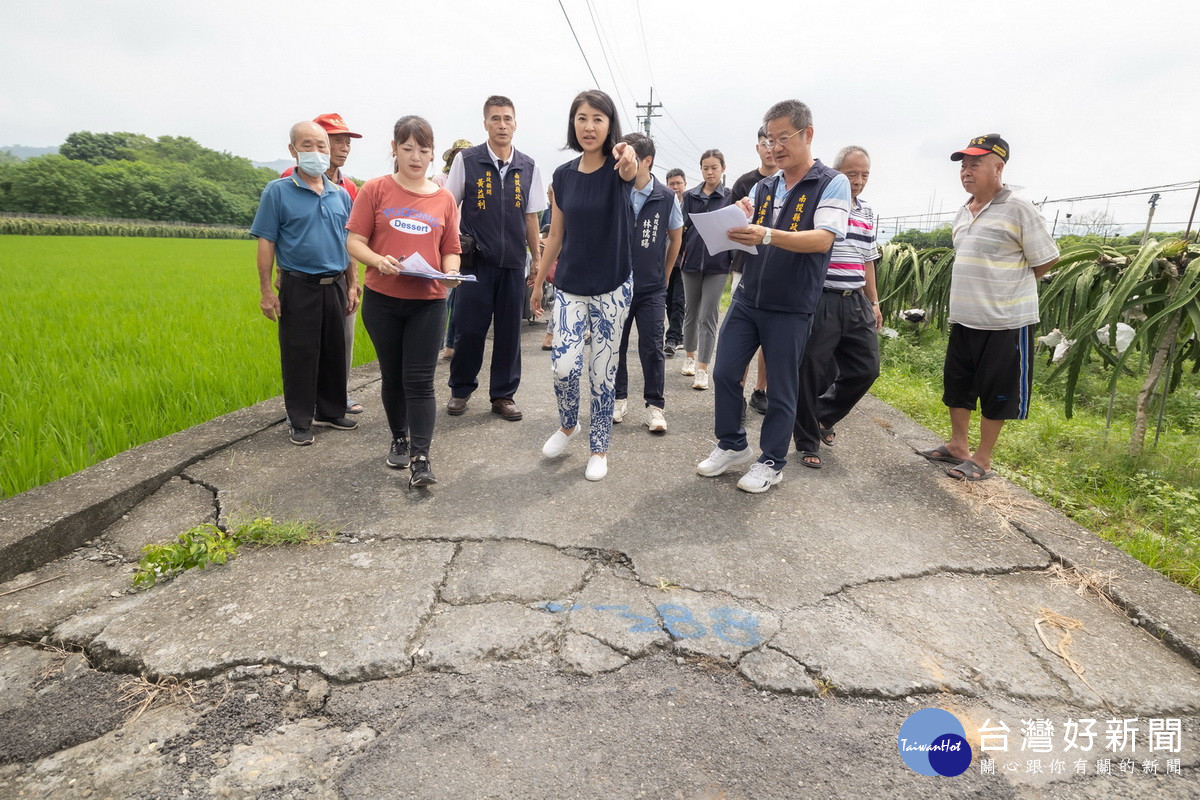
<box><xmin>819</xmin><ymin>563</ymin><xmax>1050</xmax><ymax>605</ymax></box>
<box><xmin>177</xmin><ymin>472</ymin><xmax>225</xmax><ymax>532</ymax></box>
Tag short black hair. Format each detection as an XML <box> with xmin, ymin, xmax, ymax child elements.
<box><xmin>763</xmin><ymin>100</ymin><xmax>812</xmax><ymax>132</ymax></box>
<box><xmin>565</xmin><ymin>90</ymin><xmax>623</xmax><ymax>153</ymax></box>
<box><xmin>757</xmin><ymin>126</ymin><xmax>767</xmax><ymax>140</ymax></box>
<box><xmin>666</xmin><ymin>168</ymin><xmax>685</xmax><ymax>181</ymax></box>
<box><xmin>484</xmin><ymin>95</ymin><xmax>515</xmax><ymax>117</ymax></box>
<box><xmin>621</xmin><ymin>132</ymin><xmax>655</xmax><ymax>166</ymax></box>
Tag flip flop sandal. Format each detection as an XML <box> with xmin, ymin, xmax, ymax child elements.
<box><xmin>799</xmin><ymin>451</ymin><xmax>823</xmax><ymax>469</ymax></box>
<box><xmin>946</xmin><ymin>459</ymin><xmax>994</xmax><ymax>482</ymax></box>
<box><xmin>818</xmin><ymin>426</ymin><xmax>836</xmax><ymax>446</ymax></box>
<box><xmin>917</xmin><ymin>445</ymin><xmax>963</xmax><ymax>464</ymax></box>
<box><xmin>346</xmin><ymin>400</ymin><xmax>364</xmax><ymax>415</ymax></box>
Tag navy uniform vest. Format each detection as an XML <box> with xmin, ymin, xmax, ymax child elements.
<box><xmin>459</xmin><ymin>143</ymin><xmax>535</xmax><ymax>270</ymax></box>
<box><xmin>680</xmin><ymin>183</ymin><xmax>734</xmax><ymax>274</ymax></box>
<box><xmin>630</xmin><ymin>175</ymin><xmax>676</xmax><ymax>297</ymax></box>
<box><xmin>735</xmin><ymin>160</ymin><xmax>840</xmax><ymax>314</ymax></box>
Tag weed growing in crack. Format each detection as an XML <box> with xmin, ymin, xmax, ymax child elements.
<box><xmin>655</xmin><ymin>577</ymin><xmax>681</xmax><ymax>592</ymax></box>
<box><xmin>133</xmin><ymin>516</ymin><xmax>331</xmax><ymax>588</ymax></box>
<box><xmin>119</xmin><ymin>674</ymin><xmax>197</xmax><ymax>724</ymax></box>
<box><xmin>814</xmin><ymin>677</ymin><xmax>835</xmax><ymax>698</ymax></box>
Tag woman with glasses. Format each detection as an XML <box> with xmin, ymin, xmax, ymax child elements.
<box><xmin>529</xmin><ymin>89</ymin><xmax>638</xmax><ymax>481</ymax></box>
<box><xmin>679</xmin><ymin>149</ymin><xmax>734</xmax><ymax>391</ymax></box>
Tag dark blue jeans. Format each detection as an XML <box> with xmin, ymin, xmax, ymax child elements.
<box><xmin>713</xmin><ymin>299</ymin><xmax>811</xmax><ymax>469</ymax></box>
<box><xmin>615</xmin><ymin>290</ymin><xmax>667</xmax><ymax>408</ymax></box>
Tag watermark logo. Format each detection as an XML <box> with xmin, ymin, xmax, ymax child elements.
<box><xmin>898</xmin><ymin>708</ymin><xmax>973</xmax><ymax>777</ymax></box>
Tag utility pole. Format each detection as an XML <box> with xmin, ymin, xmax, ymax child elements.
<box><xmin>635</xmin><ymin>87</ymin><xmax>662</xmax><ymax>137</ymax></box>
<box><xmin>1141</xmin><ymin>193</ymin><xmax>1161</xmax><ymax>245</ymax></box>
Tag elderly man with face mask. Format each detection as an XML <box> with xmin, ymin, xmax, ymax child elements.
<box><xmin>252</xmin><ymin>120</ymin><xmax>359</xmax><ymax>446</ymax></box>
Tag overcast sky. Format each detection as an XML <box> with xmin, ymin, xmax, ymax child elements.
<box><xmin>3</xmin><ymin>0</ymin><xmax>1198</xmax><ymax>237</ymax></box>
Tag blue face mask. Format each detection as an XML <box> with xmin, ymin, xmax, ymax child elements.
<box><xmin>296</xmin><ymin>150</ymin><xmax>331</xmax><ymax>177</ymax></box>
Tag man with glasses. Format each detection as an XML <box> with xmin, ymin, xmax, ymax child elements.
<box><xmin>695</xmin><ymin>100</ymin><xmax>850</xmax><ymax>493</ymax></box>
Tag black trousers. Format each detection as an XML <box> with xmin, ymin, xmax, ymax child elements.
<box><xmin>664</xmin><ymin>267</ymin><xmax>685</xmax><ymax>347</ymax></box>
<box><xmin>793</xmin><ymin>290</ymin><xmax>879</xmax><ymax>453</ymax></box>
<box><xmin>278</xmin><ymin>271</ymin><xmax>348</xmax><ymax>429</ymax></box>
<box><xmin>361</xmin><ymin>288</ymin><xmax>446</xmax><ymax>456</ymax></box>
<box><xmin>615</xmin><ymin>290</ymin><xmax>667</xmax><ymax>408</ymax></box>
<box><xmin>448</xmin><ymin>262</ymin><xmax>524</xmax><ymax>401</ymax></box>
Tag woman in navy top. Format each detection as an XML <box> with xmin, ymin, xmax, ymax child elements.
<box><xmin>679</xmin><ymin>149</ymin><xmax>734</xmax><ymax>390</ymax></box>
<box><xmin>530</xmin><ymin>90</ymin><xmax>638</xmax><ymax>482</ymax></box>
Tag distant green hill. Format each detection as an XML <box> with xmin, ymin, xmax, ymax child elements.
<box><xmin>0</xmin><ymin>145</ymin><xmax>59</xmax><ymax>160</ymax></box>
<box><xmin>0</xmin><ymin>132</ymin><xmax>279</xmax><ymax>226</ymax></box>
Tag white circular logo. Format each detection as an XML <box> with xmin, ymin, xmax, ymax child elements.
<box><xmin>389</xmin><ymin>218</ymin><xmax>432</xmax><ymax>234</ymax></box>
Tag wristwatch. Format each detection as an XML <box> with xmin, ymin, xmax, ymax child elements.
<box><xmin>762</xmin><ymin>229</ymin><xmax>773</xmax><ymax>246</ymax></box>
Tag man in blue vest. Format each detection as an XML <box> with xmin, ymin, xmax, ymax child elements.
<box><xmin>251</xmin><ymin>120</ymin><xmax>359</xmax><ymax>446</ymax></box>
<box><xmin>695</xmin><ymin>100</ymin><xmax>851</xmax><ymax>493</ymax></box>
<box><xmin>444</xmin><ymin>95</ymin><xmax>546</xmax><ymax>421</ymax></box>
<box><xmin>612</xmin><ymin>133</ymin><xmax>683</xmax><ymax>433</ymax></box>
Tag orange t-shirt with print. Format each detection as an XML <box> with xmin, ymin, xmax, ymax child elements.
<box><xmin>347</xmin><ymin>175</ymin><xmax>462</xmax><ymax>301</ymax></box>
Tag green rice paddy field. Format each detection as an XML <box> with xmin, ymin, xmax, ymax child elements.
<box><xmin>0</xmin><ymin>236</ymin><xmax>375</xmax><ymax>499</ymax></box>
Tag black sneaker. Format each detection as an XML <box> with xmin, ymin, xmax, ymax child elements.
<box><xmin>409</xmin><ymin>455</ymin><xmax>437</xmax><ymax>487</ymax></box>
<box><xmin>289</xmin><ymin>426</ymin><xmax>314</xmax><ymax>446</ymax></box>
<box><xmin>386</xmin><ymin>437</ymin><xmax>410</xmax><ymax>469</ymax></box>
<box><xmin>313</xmin><ymin>415</ymin><xmax>358</xmax><ymax>430</ymax></box>
<box><xmin>749</xmin><ymin>389</ymin><xmax>768</xmax><ymax>415</ymax></box>
<box><xmin>663</xmin><ymin>343</ymin><xmax>677</xmax><ymax>357</ymax></box>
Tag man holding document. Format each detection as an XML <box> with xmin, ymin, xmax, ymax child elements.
<box><xmin>694</xmin><ymin>100</ymin><xmax>850</xmax><ymax>494</ymax></box>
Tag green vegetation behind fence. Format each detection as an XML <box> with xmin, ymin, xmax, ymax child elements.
<box><xmin>0</xmin><ymin>235</ymin><xmax>374</xmax><ymax>498</ymax></box>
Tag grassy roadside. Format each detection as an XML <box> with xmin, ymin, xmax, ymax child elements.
<box><xmin>873</xmin><ymin>326</ymin><xmax>1200</xmax><ymax>591</ymax></box>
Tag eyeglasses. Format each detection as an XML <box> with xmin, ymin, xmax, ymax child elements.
<box><xmin>764</xmin><ymin>131</ymin><xmax>803</xmax><ymax>148</ymax></box>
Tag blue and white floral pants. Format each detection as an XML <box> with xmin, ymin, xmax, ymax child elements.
<box><xmin>551</xmin><ymin>276</ymin><xmax>634</xmax><ymax>453</ymax></box>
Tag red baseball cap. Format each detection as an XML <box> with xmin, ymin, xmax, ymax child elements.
<box><xmin>313</xmin><ymin>113</ymin><xmax>362</xmax><ymax>139</ymax></box>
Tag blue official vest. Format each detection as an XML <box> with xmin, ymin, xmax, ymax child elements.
<box><xmin>630</xmin><ymin>176</ymin><xmax>675</xmax><ymax>296</ymax></box>
<box><xmin>736</xmin><ymin>159</ymin><xmax>839</xmax><ymax>314</ymax></box>
<box><xmin>459</xmin><ymin>144</ymin><xmax>534</xmax><ymax>270</ymax></box>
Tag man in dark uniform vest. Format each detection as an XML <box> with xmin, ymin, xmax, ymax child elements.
<box><xmin>695</xmin><ymin>100</ymin><xmax>851</xmax><ymax>494</ymax></box>
<box><xmin>445</xmin><ymin>95</ymin><xmax>546</xmax><ymax>421</ymax></box>
<box><xmin>613</xmin><ymin>133</ymin><xmax>683</xmax><ymax>433</ymax></box>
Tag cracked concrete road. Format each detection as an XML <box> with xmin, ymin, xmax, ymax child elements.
<box><xmin>2</xmin><ymin>320</ymin><xmax>1200</xmax><ymax>799</ymax></box>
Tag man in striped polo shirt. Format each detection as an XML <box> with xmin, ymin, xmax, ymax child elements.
<box><xmin>792</xmin><ymin>146</ymin><xmax>882</xmax><ymax>468</ymax></box>
<box><xmin>919</xmin><ymin>134</ymin><xmax>1059</xmax><ymax>481</ymax></box>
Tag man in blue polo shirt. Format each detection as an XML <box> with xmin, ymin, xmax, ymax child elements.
<box><xmin>695</xmin><ymin>99</ymin><xmax>850</xmax><ymax>494</ymax></box>
<box><xmin>251</xmin><ymin>120</ymin><xmax>359</xmax><ymax>446</ymax></box>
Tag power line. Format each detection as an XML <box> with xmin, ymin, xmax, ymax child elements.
<box><xmin>583</xmin><ymin>0</ymin><xmax>630</xmax><ymax>114</ymax></box>
<box><xmin>556</xmin><ymin>0</ymin><xmax>600</xmax><ymax>87</ymax></box>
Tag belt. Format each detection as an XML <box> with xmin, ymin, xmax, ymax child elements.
<box><xmin>283</xmin><ymin>270</ymin><xmax>343</xmax><ymax>285</ymax></box>
<box><xmin>822</xmin><ymin>287</ymin><xmax>863</xmax><ymax>296</ymax></box>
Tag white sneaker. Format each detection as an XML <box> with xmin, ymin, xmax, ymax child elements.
<box><xmin>696</xmin><ymin>445</ymin><xmax>755</xmax><ymax>477</ymax></box>
<box><xmin>585</xmin><ymin>454</ymin><xmax>608</xmax><ymax>481</ymax></box>
<box><xmin>645</xmin><ymin>406</ymin><xmax>667</xmax><ymax>433</ymax></box>
<box><xmin>737</xmin><ymin>460</ymin><xmax>783</xmax><ymax>493</ymax></box>
<box><xmin>692</xmin><ymin>369</ymin><xmax>709</xmax><ymax>390</ymax></box>
<box><xmin>542</xmin><ymin>428</ymin><xmax>577</xmax><ymax>457</ymax></box>
<box><xmin>681</xmin><ymin>356</ymin><xmax>696</xmax><ymax>376</ymax></box>
<box><xmin>612</xmin><ymin>398</ymin><xmax>628</xmax><ymax>424</ymax></box>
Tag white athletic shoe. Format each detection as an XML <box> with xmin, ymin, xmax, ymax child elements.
<box><xmin>612</xmin><ymin>398</ymin><xmax>628</xmax><ymax>424</ymax></box>
<box><xmin>645</xmin><ymin>406</ymin><xmax>667</xmax><ymax>433</ymax></box>
<box><xmin>585</xmin><ymin>454</ymin><xmax>608</xmax><ymax>481</ymax></box>
<box><xmin>692</xmin><ymin>369</ymin><xmax>709</xmax><ymax>390</ymax></box>
<box><xmin>542</xmin><ymin>428</ymin><xmax>577</xmax><ymax>458</ymax></box>
<box><xmin>681</xmin><ymin>356</ymin><xmax>697</xmax><ymax>376</ymax></box>
<box><xmin>737</xmin><ymin>461</ymin><xmax>783</xmax><ymax>493</ymax></box>
<box><xmin>696</xmin><ymin>444</ymin><xmax>755</xmax><ymax>477</ymax></box>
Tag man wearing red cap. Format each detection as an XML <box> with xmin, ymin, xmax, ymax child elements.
<box><xmin>282</xmin><ymin>113</ymin><xmax>364</xmax><ymax>413</ymax></box>
<box><xmin>919</xmin><ymin>134</ymin><xmax>1059</xmax><ymax>481</ymax></box>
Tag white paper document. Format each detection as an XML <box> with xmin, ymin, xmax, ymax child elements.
<box><xmin>397</xmin><ymin>252</ymin><xmax>477</xmax><ymax>281</ymax></box>
<box><xmin>688</xmin><ymin>205</ymin><xmax>757</xmax><ymax>256</ymax></box>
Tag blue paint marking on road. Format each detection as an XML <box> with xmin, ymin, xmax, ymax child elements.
<box><xmin>535</xmin><ymin>600</ymin><xmax>764</xmax><ymax>647</ymax></box>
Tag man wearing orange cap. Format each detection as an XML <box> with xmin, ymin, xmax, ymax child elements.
<box><xmin>282</xmin><ymin>113</ymin><xmax>364</xmax><ymax>413</ymax></box>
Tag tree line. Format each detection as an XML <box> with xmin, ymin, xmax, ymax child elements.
<box><xmin>0</xmin><ymin>131</ymin><xmax>282</xmax><ymax>226</ymax></box>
